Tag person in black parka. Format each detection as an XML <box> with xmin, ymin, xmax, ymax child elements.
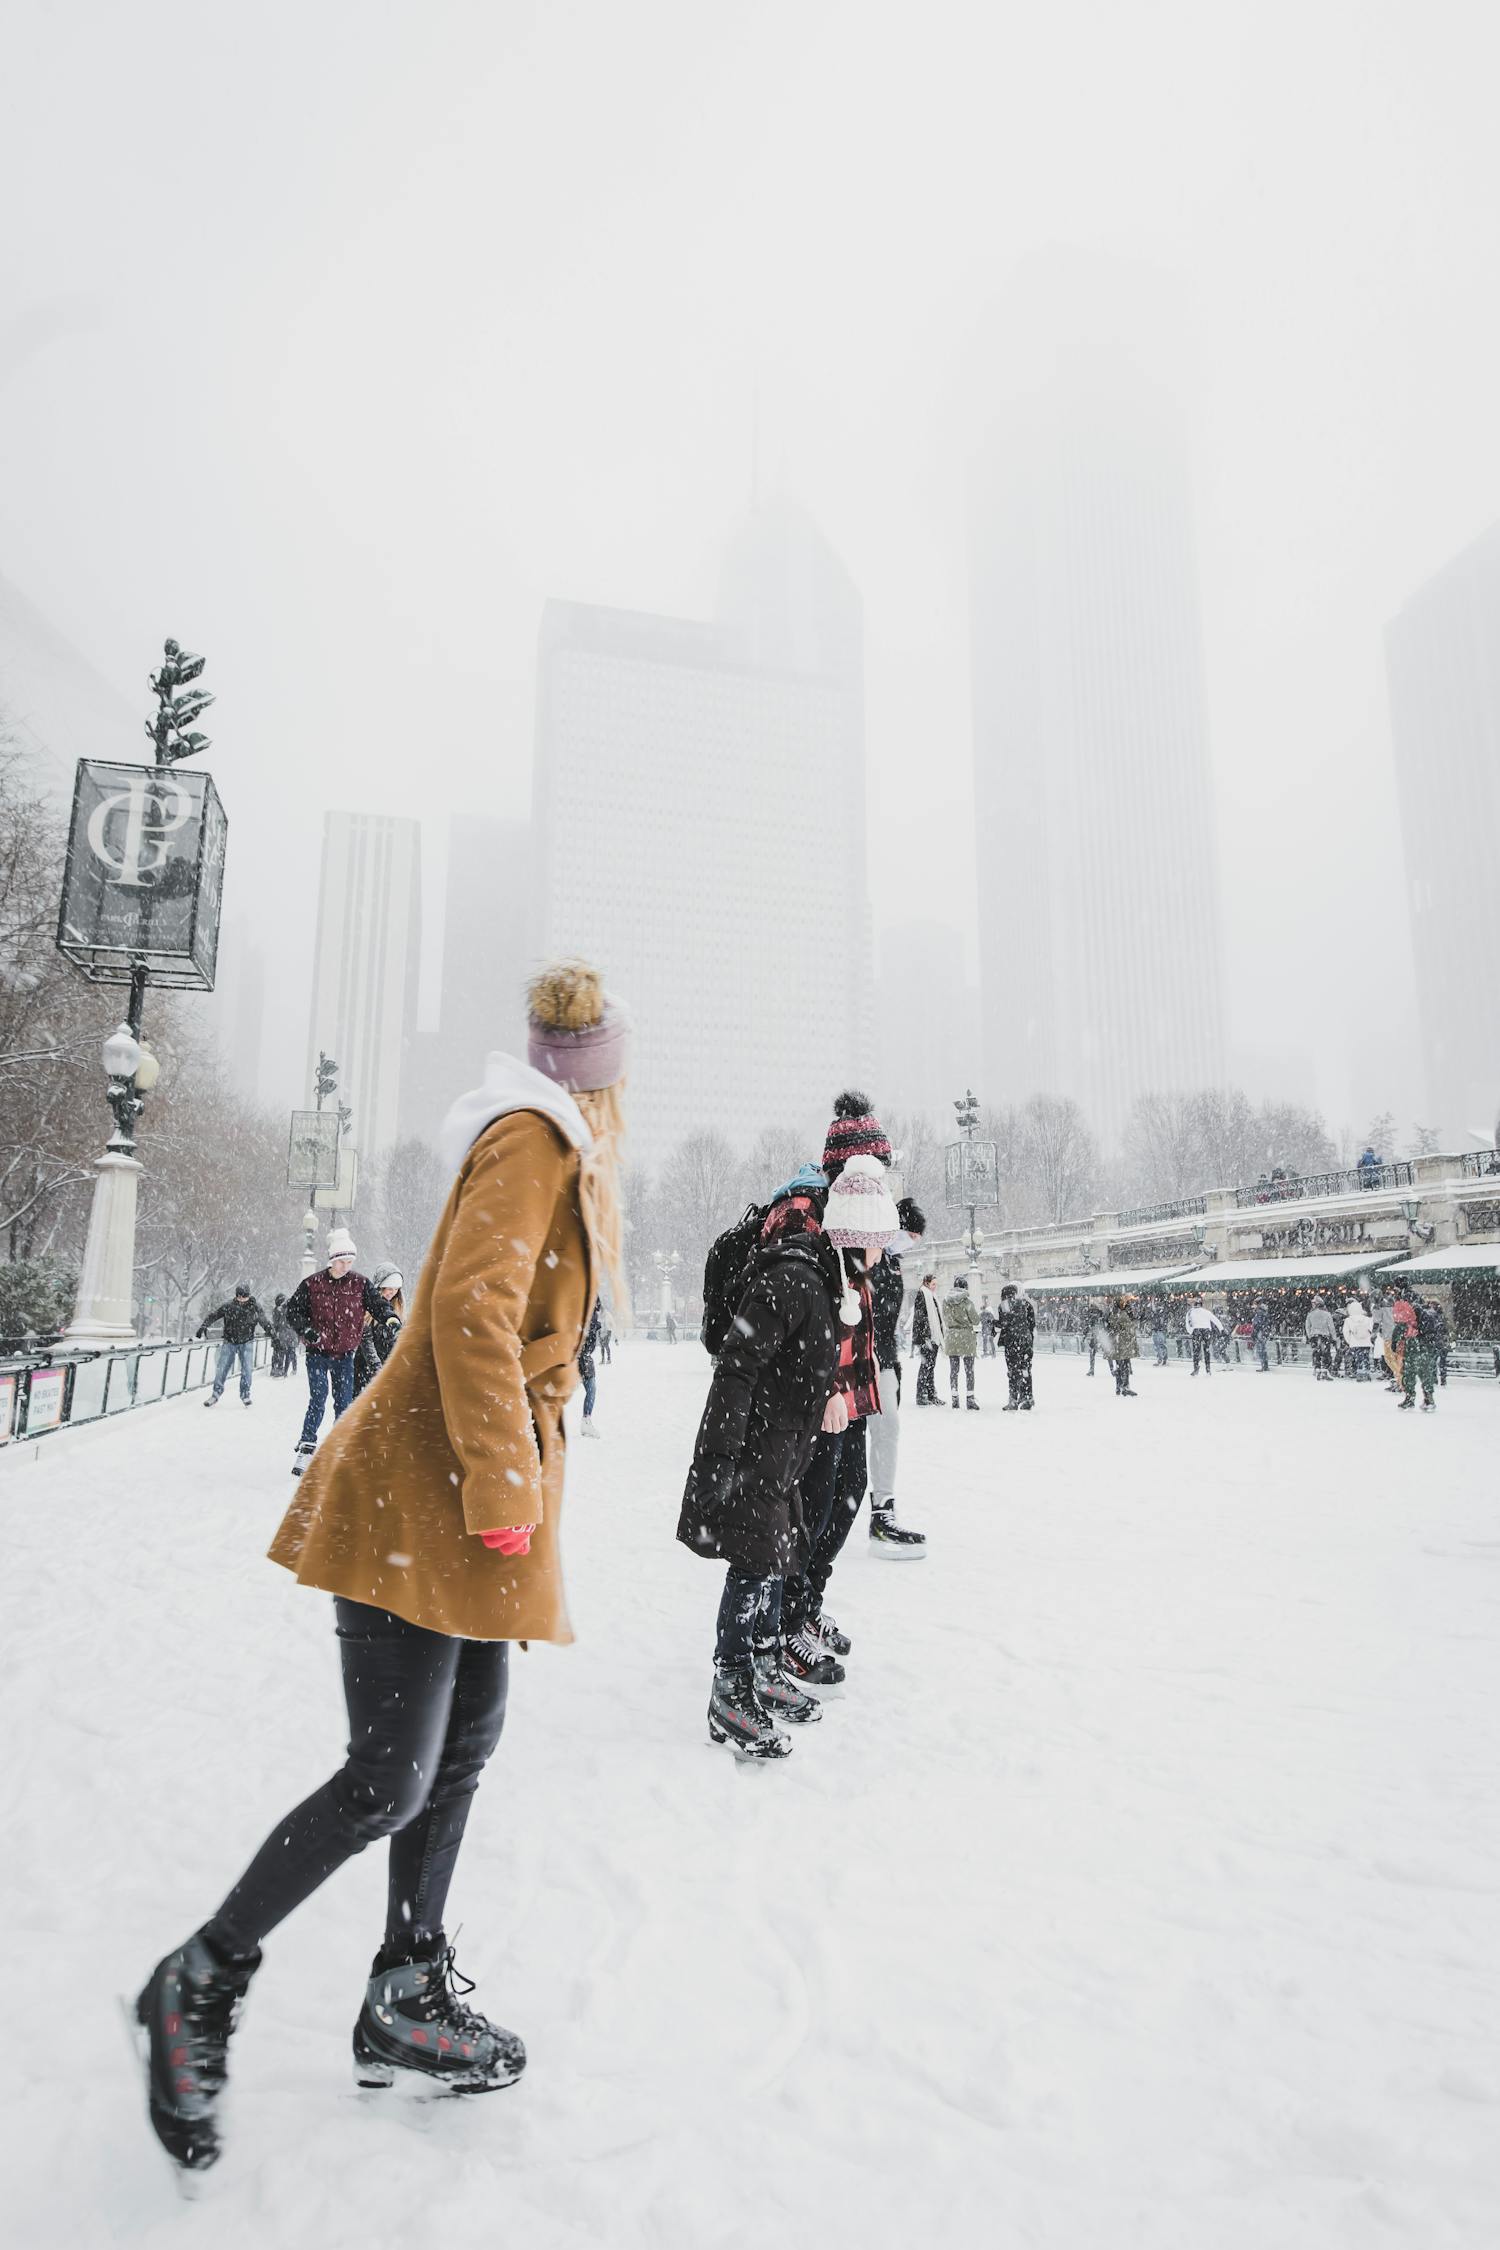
<box><xmin>676</xmin><ymin>1186</ymin><xmax>841</xmax><ymax>1759</ymax></box>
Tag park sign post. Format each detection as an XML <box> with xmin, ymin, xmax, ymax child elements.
<box><xmin>57</xmin><ymin>639</ymin><xmax>226</xmax><ymax>1346</ymax></box>
<box><xmin>56</xmin><ymin>758</ymin><xmax>227</xmax><ymax>991</ymax></box>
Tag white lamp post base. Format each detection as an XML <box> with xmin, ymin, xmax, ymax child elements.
<box><xmin>64</xmin><ymin>1149</ymin><xmax>143</xmax><ymax>1345</ymax></box>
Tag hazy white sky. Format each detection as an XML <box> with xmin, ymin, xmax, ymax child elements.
<box><xmin>3</xmin><ymin>0</ymin><xmax>1498</xmax><ymax>1130</ymax></box>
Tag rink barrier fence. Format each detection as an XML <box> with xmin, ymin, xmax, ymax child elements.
<box><xmin>0</xmin><ymin>1333</ymin><xmax>273</xmax><ymax>1448</ymax></box>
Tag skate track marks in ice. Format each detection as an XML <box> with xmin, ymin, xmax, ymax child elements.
<box><xmin>4</xmin><ymin>1346</ymin><xmax>1499</xmax><ymax>2249</ymax></box>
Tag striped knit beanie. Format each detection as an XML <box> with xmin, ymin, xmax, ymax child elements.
<box><xmin>822</xmin><ymin>1089</ymin><xmax>891</xmax><ymax>1178</ymax></box>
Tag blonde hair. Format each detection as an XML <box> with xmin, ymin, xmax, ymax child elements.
<box><xmin>574</xmin><ymin>1081</ymin><xmax>630</xmax><ymax>1324</ymax></box>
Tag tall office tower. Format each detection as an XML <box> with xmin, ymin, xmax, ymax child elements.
<box><xmin>969</xmin><ymin>257</ymin><xmax>1225</xmax><ymax>1149</ymax></box>
<box><xmin>1386</xmin><ymin>524</ymin><xmax>1500</xmax><ymax>1140</ymax></box>
<box><xmin>399</xmin><ymin>814</ymin><xmax>531</xmax><ymax>1144</ymax></box>
<box><xmin>875</xmin><ymin>920</ymin><xmax>980</xmax><ymax>1120</ymax></box>
<box><xmin>305</xmin><ymin>811</ymin><xmax>421</xmax><ymax>1162</ymax></box>
<box><xmin>217</xmin><ymin>914</ymin><xmax>267</xmax><ymax>1099</ymax></box>
<box><xmin>0</xmin><ymin>568</ymin><xmax>136</xmax><ymax>791</ymax></box>
<box><xmin>531</xmin><ymin>504</ymin><xmax>871</xmax><ymax>1173</ymax></box>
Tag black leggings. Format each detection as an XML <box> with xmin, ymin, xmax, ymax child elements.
<box><xmin>203</xmin><ymin>1600</ymin><xmax>508</xmax><ymax>1961</ymax></box>
<box><xmin>783</xmin><ymin>1421</ymin><xmax>868</xmax><ymax>1633</ymax></box>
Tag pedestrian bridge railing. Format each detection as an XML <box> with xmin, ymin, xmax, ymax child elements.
<box><xmin>0</xmin><ymin>1333</ymin><xmax>273</xmax><ymax>1448</ymax></box>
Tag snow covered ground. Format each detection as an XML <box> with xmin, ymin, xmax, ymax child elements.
<box><xmin>5</xmin><ymin>1345</ymin><xmax>1499</xmax><ymax>2249</ymax></box>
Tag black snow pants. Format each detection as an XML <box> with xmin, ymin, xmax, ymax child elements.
<box><xmin>1004</xmin><ymin>1345</ymin><xmax>1034</xmax><ymax>1407</ymax></box>
<box><xmin>202</xmin><ymin>1599</ymin><xmax>508</xmax><ymax>1961</ymax></box>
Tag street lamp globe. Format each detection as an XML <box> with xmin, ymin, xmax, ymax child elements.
<box><xmin>102</xmin><ymin>1023</ymin><xmax>141</xmax><ymax>1081</ymax></box>
<box><xmin>133</xmin><ymin>1041</ymin><xmax>162</xmax><ymax>1093</ymax></box>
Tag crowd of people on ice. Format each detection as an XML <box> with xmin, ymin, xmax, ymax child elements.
<box><xmin>131</xmin><ymin>959</ymin><xmax>1465</xmax><ymax>2184</ymax></box>
<box><xmin>1057</xmin><ymin>1287</ymin><xmax>1450</xmax><ymax>1408</ymax></box>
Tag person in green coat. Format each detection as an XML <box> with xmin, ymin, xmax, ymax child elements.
<box><xmin>1107</xmin><ymin>1297</ymin><xmax>1139</xmax><ymax>1397</ymax></box>
<box><xmin>942</xmin><ymin>1275</ymin><xmax>982</xmax><ymax>1409</ymax></box>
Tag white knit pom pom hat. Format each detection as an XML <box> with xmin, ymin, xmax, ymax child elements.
<box><xmin>821</xmin><ymin>1154</ymin><xmax>901</xmax><ymax>1324</ymax></box>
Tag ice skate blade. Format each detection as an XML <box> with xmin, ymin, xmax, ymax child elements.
<box><xmin>707</xmin><ymin>1721</ymin><xmax>791</xmax><ymax>1762</ymax></box>
<box><xmin>118</xmin><ymin>1995</ymin><xmax>215</xmax><ymax>2198</ymax></box>
<box><xmin>352</xmin><ymin>2049</ymin><xmax>522</xmax><ymax>2098</ymax></box>
<box><xmin>868</xmin><ymin>1541</ymin><xmax>928</xmax><ymax>1560</ymax></box>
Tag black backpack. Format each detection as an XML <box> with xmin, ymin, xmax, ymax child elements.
<box><xmin>701</xmin><ymin>1204</ymin><xmax>767</xmax><ymax>1356</ymax></box>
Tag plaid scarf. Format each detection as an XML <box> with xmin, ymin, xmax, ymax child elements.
<box><xmin>836</xmin><ymin>1269</ymin><xmax>882</xmax><ymax>1421</ymax></box>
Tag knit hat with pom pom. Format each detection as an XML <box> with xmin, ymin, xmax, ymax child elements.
<box><xmin>821</xmin><ymin>1089</ymin><xmax>892</xmax><ymax>1178</ymax></box>
<box><xmin>822</xmin><ymin>1154</ymin><xmax>901</xmax><ymax>1252</ymax></box>
<box><xmin>526</xmin><ymin>961</ymin><xmax>631</xmax><ymax>1093</ymax></box>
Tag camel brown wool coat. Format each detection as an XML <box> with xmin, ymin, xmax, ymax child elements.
<box><xmin>268</xmin><ymin>1109</ymin><xmax>593</xmax><ymax>1643</ymax></box>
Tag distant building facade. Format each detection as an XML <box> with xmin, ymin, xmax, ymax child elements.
<box><xmin>875</xmin><ymin>919</ymin><xmax>979</xmax><ymax>1119</ymax></box>
<box><xmin>305</xmin><ymin>811</ymin><xmax>421</xmax><ymax>1162</ymax></box>
<box><xmin>1385</xmin><ymin>524</ymin><xmax>1500</xmax><ymax>1143</ymax></box>
<box><xmin>531</xmin><ymin>504</ymin><xmax>872</xmax><ymax>1172</ymax></box>
<box><xmin>399</xmin><ymin>814</ymin><xmax>531</xmax><ymax>1143</ymax></box>
<box><xmin>968</xmin><ymin>257</ymin><xmax>1225</xmax><ymax>1149</ymax></box>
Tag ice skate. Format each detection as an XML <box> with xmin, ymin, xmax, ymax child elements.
<box><xmin>290</xmin><ymin>1440</ymin><xmax>316</xmax><ymax>1477</ymax></box>
<box><xmin>131</xmin><ymin>1932</ymin><xmax>260</xmax><ymax>2177</ymax></box>
<box><xmin>869</xmin><ymin>1506</ymin><xmax>926</xmax><ymax>1556</ymax></box>
<box><xmin>809</xmin><ymin>1609</ymin><xmax>853</xmax><ymax>1655</ymax></box>
<box><xmin>353</xmin><ymin>1942</ymin><xmax>526</xmax><ymax>2094</ymax></box>
<box><xmin>752</xmin><ymin>1644</ymin><xmax>824</xmax><ymax>1724</ymax></box>
<box><xmin>781</xmin><ymin>1626</ymin><xmax>846</xmax><ymax>1689</ymax></box>
<box><xmin>707</xmin><ymin>1664</ymin><xmax>791</xmax><ymax>1759</ymax></box>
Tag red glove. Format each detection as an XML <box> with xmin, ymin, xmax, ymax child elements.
<box><xmin>480</xmin><ymin>1526</ymin><xmax>534</xmax><ymax>1557</ymax></box>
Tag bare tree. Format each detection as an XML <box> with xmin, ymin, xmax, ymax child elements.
<box><xmin>657</xmin><ymin>1128</ymin><xmax>741</xmax><ymax>1287</ymax></box>
<box><xmin>369</xmin><ymin>1137</ymin><xmax>450</xmax><ymax>1291</ymax></box>
<box><xmin>737</xmin><ymin>1122</ymin><xmax>808</xmax><ymax>1209</ymax></box>
<box><xmin>1017</xmin><ymin>1094</ymin><xmax>1100</xmax><ymax>1225</ymax></box>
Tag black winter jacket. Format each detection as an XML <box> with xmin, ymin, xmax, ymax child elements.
<box><xmin>354</xmin><ymin>1302</ymin><xmax>403</xmax><ymax>1394</ymax></box>
<box><xmin>197</xmin><ymin>1296</ymin><xmax>272</xmax><ymax>1345</ymax></box>
<box><xmin>676</xmin><ymin>1231</ymin><xmax>841</xmax><ymax>1579</ymax></box>
<box><xmin>1415</xmin><ymin>1302</ymin><xmax>1448</xmax><ymax>1348</ymax></box>
<box><xmin>995</xmin><ymin>1295</ymin><xmax>1036</xmax><ymax>1354</ymax></box>
<box><xmin>870</xmin><ymin>1252</ymin><xmax>905</xmax><ymax>1371</ymax></box>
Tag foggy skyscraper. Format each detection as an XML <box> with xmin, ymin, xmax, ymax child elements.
<box><xmin>1385</xmin><ymin>524</ymin><xmax>1500</xmax><ymax>1140</ymax></box>
<box><xmin>305</xmin><ymin>810</ymin><xmax>421</xmax><ymax>1161</ymax></box>
<box><xmin>532</xmin><ymin>503</ymin><xmax>871</xmax><ymax>1171</ymax></box>
<box><xmin>968</xmin><ymin>260</ymin><xmax>1225</xmax><ymax>1148</ymax></box>
<box><xmin>400</xmin><ymin>814</ymin><xmax>531</xmax><ymax>1143</ymax></box>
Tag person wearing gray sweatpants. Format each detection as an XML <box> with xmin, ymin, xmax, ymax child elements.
<box><xmin>866</xmin><ymin>1197</ymin><xmax>928</xmax><ymax>1555</ymax></box>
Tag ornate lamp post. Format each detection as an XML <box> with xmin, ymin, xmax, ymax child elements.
<box><xmin>946</xmin><ymin>1086</ymin><xmax>999</xmax><ymax>1283</ymax></box>
<box><xmin>59</xmin><ymin>639</ymin><xmax>226</xmax><ymax>1345</ymax></box>
<box><xmin>288</xmin><ymin>1054</ymin><xmax>343</xmax><ymax>1277</ymax></box>
<box><xmin>653</xmin><ymin>1249</ymin><xmax>681</xmax><ymax>1333</ymax></box>
<box><xmin>64</xmin><ymin>1023</ymin><xmax>163</xmax><ymax>1344</ymax></box>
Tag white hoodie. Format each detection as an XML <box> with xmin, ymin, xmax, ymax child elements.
<box><xmin>1343</xmin><ymin>1306</ymin><xmax>1375</xmax><ymax>1348</ymax></box>
<box><xmin>438</xmin><ymin>1051</ymin><xmax>592</xmax><ymax>1179</ymax></box>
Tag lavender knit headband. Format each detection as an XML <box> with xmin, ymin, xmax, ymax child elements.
<box><xmin>527</xmin><ymin>995</ymin><xmax>631</xmax><ymax>1093</ymax></box>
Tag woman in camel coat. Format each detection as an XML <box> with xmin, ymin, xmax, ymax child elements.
<box><xmin>132</xmin><ymin>964</ymin><xmax>629</xmax><ymax>2178</ymax></box>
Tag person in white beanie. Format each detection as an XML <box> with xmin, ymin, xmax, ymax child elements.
<box><xmin>780</xmin><ymin>1137</ymin><xmax>902</xmax><ymax>1685</ymax></box>
<box><xmin>283</xmin><ymin>1230</ymin><xmax>390</xmax><ymax>1471</ymax></box>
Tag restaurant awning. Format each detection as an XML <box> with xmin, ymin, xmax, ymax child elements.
<box><xmin>1026</xmin><ymin>1263</ymin><xmax>1203</xmax><ymax>1295</ymax></box>
<box><xmin>1375</xmin><ymin>1245</ymin><xmax>1500</xmax><ymax>1278</ymax></box>
<box><xmin>1157</xmin><ymin>1251</ymin><xmax>1394</xmax><ymax>1291</ymax></box>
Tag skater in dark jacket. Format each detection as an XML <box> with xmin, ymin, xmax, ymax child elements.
<box><xmin>911</xmin><ymin>1275</ymin><xmax>942</xmax><ymax>1404</ymax></box>
<box><xmin>284</xmin><ymin>1230</ymin><xmax>392</xmax><ymax>1464</ymax></box>
<box><xmin>269</xmin><ymin>1293</ymin><xmax>300</xmax><ymax>1378</ymax></box>
<box><xmin>198</xmin><ymin>1284</ymin><xmax>273</xmax><ymax>1406</ymax></box>
<box><xmin>353</xmin><ymin>1266</ymin><xmax>405</xmax><ymax>1397</ymax></box>
<box><xmin>995</xmin><ymin>1282</ymin><xmax>1036</xmax><ymax>1411</ymax></box>
<box><xmin>677</xmin><ymin>1183</ymin><xmax>843</xmax><ymax>1758</ymax></box>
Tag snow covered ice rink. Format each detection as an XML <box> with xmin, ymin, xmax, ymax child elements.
<box><xmin>5</xmin><ymin>1344</ymin><xmax>1499</xmax><ymax>2250</ymax></box>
